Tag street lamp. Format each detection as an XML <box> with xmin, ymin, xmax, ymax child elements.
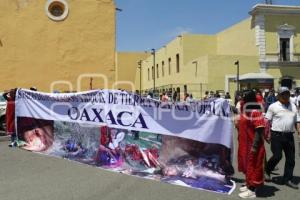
<box><xmin>89</xmin><ymin>77</ymin><xmax>93</xmax><ymax>90</ymax></box>
<box><xmin>234</xmin><ymin>60</ymin><xmax>240</xmax><ymax>92</ymax></box>
<box><xmin>151</xmin><ymin>48</ymin><xmax>156</xmax><ymax>93</ymax></box>
<box><xmin>137</xmin><ymin>60</ymin><xmax>142</xmax><ymax>95</ymax></box>
<box><xmin>192</xmin><ymin>61</ymin><xmax>198</xmax><ymax>77</ymax></box>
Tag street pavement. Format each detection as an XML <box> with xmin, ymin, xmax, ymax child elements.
<box><xmin>0</xmin><ymin>132</ymin><xmax>299</xmax><ymax>200</ymax></box>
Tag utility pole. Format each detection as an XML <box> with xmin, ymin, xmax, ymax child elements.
<box><xmin>234</xmin><ymin>60</ymin><xmax>240</xmax><ymax>92</ymax></box>
<box><xmin>138</xmin><ymin>60</ymin><xmax>142</xmax><ymax>95</ymax></box>
<box><xmin>89</xmin><ymin>77</ymin><xmax>93</xmax><ymax>90</ymax></box>
<box><xmin>151</xmin><ymin>49</ymin><xmax>156</xmax><ymax>93</ymax></box>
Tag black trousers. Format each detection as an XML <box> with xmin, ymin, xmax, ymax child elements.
<box><xmin>266</xmin><ymin>131</ymin><xmax>295</xmax><ymax>182</ymax></box>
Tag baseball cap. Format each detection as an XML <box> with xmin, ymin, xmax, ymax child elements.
<box><xmin>278</xmin><ymin>86</ymin><xmax>290</xmax><ymax>95</ymax></box>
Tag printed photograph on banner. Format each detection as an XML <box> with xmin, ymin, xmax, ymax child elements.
<box><xmin>158</xmin><ymin>136</ymin><xmax>234</xmax><ymax>194</ymax></box>
<box><xmin>17</xmin><ymin>117</ymin><xmax>101</xmax><ymax>164</ymax></box>
<box><xmin>16</xmin><ymin>116</ymin><xmax>235</xmax><ymax>194</ymax></box>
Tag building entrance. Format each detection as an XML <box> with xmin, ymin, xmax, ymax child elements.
<box><xmin>281</xmin><ymin>78</ymin><xmax>292</xmax><ymax>89</ymax></box>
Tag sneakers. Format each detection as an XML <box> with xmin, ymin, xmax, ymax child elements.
<box><xmin>239</xmin><ymin>189</ymin><xmax>256</xmax><ymax>198</ymax></box>
<box><xmin>239</xmin><ymin>185</ymin><xmax>248</xmax><ymax>192</ymax></box>
<box><xmin>285</xmin><ymin>180</ymin><xmax>299</xmax><ymax>189</ymax></box>
<box><xmin>8</xmin><ymin>140</ymin><xmax>26</xmax><ymax>148</ymax></box>
<box><xmin>8</xmin><ymin>142</ymin><xmax>14</xmax><ymax>147</ymax></box>
<box><xmin>8</xmin><ymin>141</ymin><xmax>17</xmax><ymax>147</ymax></box>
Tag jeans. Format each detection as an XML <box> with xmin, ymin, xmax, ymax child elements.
<box><xmin>11</xmin><ymin>132</ymin><xmax>16</xmax><ymax>142</ymax></box>
<box><xmin>266</xmin><ymin>131</ymin><xmax>295</xmax><ymax>182</ymax></box>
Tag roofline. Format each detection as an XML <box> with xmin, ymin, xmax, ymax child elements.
<box><xmin>249</xmin><ymin>4</ymin><xmax>300</xmax><ymax>16</ymax></box>
<box><xmin>216</xmin><ymin>17</ymin><xmax>251</xmax><ymax>35</ymax></box>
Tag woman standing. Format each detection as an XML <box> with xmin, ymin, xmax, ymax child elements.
<box><xmin>238</xmin><ymin>90</ymin><xmax>266</xmax><ymax>198</ymax></box>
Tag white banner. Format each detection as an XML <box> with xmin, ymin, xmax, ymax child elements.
<box><xmin>15</xmin><ymin>89</ymin><xmax>233</xmax><ymax>148</ymax></box>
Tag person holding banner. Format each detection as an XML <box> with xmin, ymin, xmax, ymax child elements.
<box><xmin>238</xmin><ymin>90</ymin><xmax>266</xmax><ymax>199</ymax></box>
<box><xmin>3</xmin><ymin>88</ymin><xmax>17</xmax><ymax>147</ymax></box>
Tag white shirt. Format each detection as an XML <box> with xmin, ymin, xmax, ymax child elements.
<box><xmin>235</xmin><ymin>101</ymin><xmax>241</xmax><ymax>114</ymax></box>
<box><xmin>265</xmin><ymin>101</ymin><xmax>300</xmax><ymax>132</ymax></box>
<box><xmin>290</xmin><ymin>96</ymin><xmax>297</xmax><ymax>106</ymax></box>
<box><xmin>296</xmin><ymin>95</ymin><xmax>300</xmax><ymax>107</ymax></box>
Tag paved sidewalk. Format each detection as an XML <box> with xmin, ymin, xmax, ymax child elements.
<box><xmin>0</xmin><ymin>133</ymin><xmax>299</xmax><ymax>200</ymax></box>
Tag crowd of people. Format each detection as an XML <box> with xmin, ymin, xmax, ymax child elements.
<box><xmin>234</xmin><ymin>87</ymin><xmax>300</xmax><ymax>198</ymax></box>
<box><xmin>146</xmin><ymin>89</ymin><xmax>231</xmax><ymax>103</ymax></box>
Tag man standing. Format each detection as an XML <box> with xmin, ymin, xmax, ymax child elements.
<box><xmin>265</xmin><ymin>87</ymin><xmax>300</xmax><ymax>189</ymax></box>
<box><xmin>265</xmin><ymin>89</ymin><xmax>277</xmax><ymax>112</ymax></box>
<box><xmin>172</xmin><ymin>89</ymin><xmax>178</xmax><ymax>102</ymax></box>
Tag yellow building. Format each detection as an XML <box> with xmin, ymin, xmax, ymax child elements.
<box><xmin>133</xmin><ymin>4</ymin><xmax>300</xmax><ymax>100</ymax></box>
<box><xmin>0</xmin><ymin>0</ymin><xmax>116</xmax><ymax>92</ymax></box>
<box><xmin>115</xmin><ymin>52</ymin><xmax>149</xmax><ymax>92</ymax></box>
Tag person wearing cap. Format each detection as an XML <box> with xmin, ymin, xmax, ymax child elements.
<box><xmin>265</xmin><ymin>87</ymin><xmax>300</xmax><ymax>189</ymax></box>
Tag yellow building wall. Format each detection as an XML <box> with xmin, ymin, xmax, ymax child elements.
<box><xmin>207</xmin><ymin>55</ymin><xmax>260</xmax><ymax>98</ymax></box>
<box><xmin>141</xmin><ymin>35</ymin><xmax>214</xmax><ymax>92</ymax></box>
<box><xmin>115</xmin><ymin>52</ymin><xmax>149</xmax><ymax>91</ymax></box>
<box><xmin>181</xmin><ymin>56</ymin><xmax>209</xmax><ymax>99</ymax></box>
<box><xmin>263</xmin><ymin>15</ymin><xmax>300</xmax><ymax>89</ymax></box>
<box><xmin>217</xmin><ymin>18</ymin><xmax>258</xmax><ymax>56</ymax></box>
<box><xmin>140</xmin><ymin>27</ymin><xmax>261</xmax><ymax>99</ymax></box>
<box><xmin>265</xmin><ymin>15</ymin><xmax>300</xmax><ymax>54</ymax></box>
<box><xmin>0</xmin><ymin>0</ymin><xmax>116</xmax><ymax>92</ymax></box>
<box><xmin>266</xmin><ymin>68</ymin><xmax>300</xmax><ymax>89</ymax></box>
<box><xmin>181</xmin><ymin>34</ymin><xmax>216</xmax><ymax>64</ymax></box>
<box><xmin>137</xmin><ymin>7</ymin><xmax>300</xmax><ymax>100</ymax></box>
<box><xmin>141</xmin><ymin>37</ymin><xmax>183</xmax><ymax>90</ymax></box>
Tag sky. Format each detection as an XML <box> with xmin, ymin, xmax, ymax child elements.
<box><xmin>115</xmin><ymin>0</ymin><xmax>300</xmax><ymax>52</ymax></box>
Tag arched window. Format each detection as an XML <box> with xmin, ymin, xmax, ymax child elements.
<box><xmin>162</xmin><ymin>61</ymin><xmax>165</xmax><ymax>77</ymax></box>
<box><xmin>176</xmin><ymin>54</ymin><xmax>180</xmax><ymax>73</ymax></box>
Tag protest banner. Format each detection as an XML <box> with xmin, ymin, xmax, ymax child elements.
<box><xmin>15</xmin><ymin>89</ymin><xmax>235</xmax><ymax>194</ymax></box>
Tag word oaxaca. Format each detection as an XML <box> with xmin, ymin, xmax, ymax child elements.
<box><xmin>68</xmin><ymin>107</ymin><xmax>147</xmax><ymax>129</ymax></box>
<box><xmin>15</xmin><ymin>89</ymin><xmax>235</xmax><ymax>195</ymax></box>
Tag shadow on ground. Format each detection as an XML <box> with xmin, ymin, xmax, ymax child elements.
<box><xmin>271</xmin><ymin>176</ymin><xmax>300</xmax><ymax>185</ymax></box>
<box><xmin>256</xmin><ymin>185</ymin><xmax>280</xmax><ymax>198</ymax></box>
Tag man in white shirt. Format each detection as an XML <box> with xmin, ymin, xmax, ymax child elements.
<box><xmin>290</xmin><ymin>90</ymin><xmax>297</xmax><ymax>106</ymax></box>
<box><xmin>296</xmin><ymin>91</ymin><xmax>300</xmax><ymax>107</ymax></box>
<box><xmin>265</xmin><ymin>87</ymin><xmax>300</xmax><ymax>189</ymax></box>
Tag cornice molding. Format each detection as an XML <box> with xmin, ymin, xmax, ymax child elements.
<box><xmin>250</xmin><ymin>4</ymin><xmax>300</xmax><ymax>16</ymax></box>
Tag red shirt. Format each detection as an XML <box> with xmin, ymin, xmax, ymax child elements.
<box><xmin>256</xmin><ymin>94</ymin><xmax>265</xmax><ymax>108</ymax></box>
<box><xmin>238</xmin><ymin>110</ymin><xmax>266</xmax><ymax>187</ymax></box>
<box><xmin>6</xmin><ymin>97</ymin><xmax>15</xmax><ymax>135</ymax></box>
